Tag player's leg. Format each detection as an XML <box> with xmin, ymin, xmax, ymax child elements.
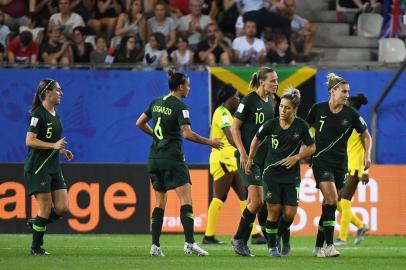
<box><xmin>203</xmin><ymin>168</ymin><xmax>234</xmax><ymax>244</ymax></box>
<box><xmin>31</xmin><ymin>192</ymin><xmax>53</xmax><ymax>255</ymax></box>
<box><xmin>150</xmin><ymin>190</ymin><xmax>167</xmax><ymax>256</ymax></box>
<box><xmin>175</xmin><ymin>183</ymin><xmax>208</xmax><ymax>256</ymax></box>
<box><xmin>266</xmin><ymin>202</ymin><xmax>282</xmax><ymax>257</ymax></box>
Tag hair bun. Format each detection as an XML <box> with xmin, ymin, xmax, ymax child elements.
<box><xmin>167</xmin><ymin>66</ymin><xmax>176</xmax><ymax>78</ymax></box>
<box><xmin>356</xmin><ymin>93</ymin><xmax>368</xmax><ymax>105</ymax></box>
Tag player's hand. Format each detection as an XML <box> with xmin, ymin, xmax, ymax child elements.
<box><xmin>361</xmin><ymin>173</ymin><xmax>369</xmax><ymax>185</ymax></box>
<box><xmin>245</xmin><ymin>158</ymin><xmax>253</xmax><ymax>175</ymax></box>
<box><xmin>364</xmin><ymin>156</ymin><xmax>371</xmax><ymax>170</ymax></box>
<box><xmin>53</xmin><ymin>138</ymin><xmax>67</xmax><ymax>150</ymax></box>
<box><xmin>281</xmin><ymin>155</ymin><xmax>300</xmax><ymax>169</ymax></box>
<box><xmin>211</xmin><ymin>138</ymin><xmax>224</xmax><ymax>150</ymax></box>
<box><xmin>62</xmin><ymin>149</ymin><xmax>74</xmax><ymax>161</ymax></box>
<box><xmin>239</xmin><ymin>151</ymin><xmax>248</xmax><ymax>171</ymax></box>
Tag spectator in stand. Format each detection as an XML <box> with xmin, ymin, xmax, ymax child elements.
<box><xmin>115</xmin><ymin>0</ymin><xmax>147</xmax><ymax>44</ymax></box>
<box><xmin>114</xmin><ymin>34</ymin><xmax>143</xmax><ymax>63</ymax></box>
<box><xmin>73</xmin><ymin>0</ymin><xmax>98</xmax><ymax>26</ymax></box>
<box><xmin>70</xmin><ymin>26</ymin><xmax>93</xmax><ymax>63</ymax></box>
<box><xmin>196</xmin><ymin>22</ymin><xmax>232</xmax><ymax>65</ymax></box>
<box><xmin>19</xmin><ymin>13</ymin><xmax>45</xmax><ymax>44</ymax></box>
<box><xmin>170</xmin><ymin>34</ymin><xmax>193</xmax><ymax>66</ymax></box>
<box><xmin>147</xmin><ymin>1</ymin><xmax>177</xmax><ymax>50</ymax></box>
<box><xmin>0</xmin><ymin>0</ymin><xmax>27</xmax><ymax>25</ymax></box>
<box><xmin>7</xmin><ymin>31</ymin><xmax>39</xmax><ymax>64</ymax></box>
<box><xmin>0</xmin><ymin>10</ymin><xmax>10</xmax><ymax>48</ymax></box>
<box><xmin>232</xmin><ymin>20</ymin><xmax>266</xmax><ymax>64</ymax></box>
<box><xmin>177</xmin><ymin>0</ymin><xmax>212</xmax><ymax>51</ymax></box>
<box><xmin>29</xmin><ymin>0</ymin><xmax>58</xmax><ymax>27</ymax></box>
<box><xmin>235</xmin><ymin>0</ymin><xmax>263</xmax><ymax>14</ymax></box>
<box><xmin>41</xmin><ymin>24</ymin><xmax>71</xmax><ymax>64</ymax></box>
<box><xmin>169</xmin><ymin>0</ymin><xmax>189</xmax><ymax>18</ymax></box>
<box><xmin>268</xmin><ymin>34</ymin><xmax>295</xmax><ymax>64</ymax></box>
<box><xmin>90</xmin><ymin>34</ymin><xmax>109</xmax><ymax>63</ymax></box>
<box><xmin>281</xmin><ymin>0</ymin><xmax>316</xmax><ymax>61</ymax></box>
<box><xmin>217</xmin><ymin>0</ymin><xmax>239</xmax><ymax>39</ymax></box>
<box><xmin>93</xmin><ymin>0</ymin><xmax>123</xmax><ymax>41</ymax></box>
<box><xmin>143</xmin><ymin>32</ymin><xmax>168</xmax><ymax>69</ymax></box>
<box><xmin>49</xmin><ymin>0</ymin><xmax>85</xmax><ymax>39</ymax></box>
<box><xmin>338</xmin><ymin>0</ymin><xmax>382</xmax><ymax>12</ymax></box>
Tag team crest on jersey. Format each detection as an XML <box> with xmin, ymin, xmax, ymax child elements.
<box><xmin>30</xmin><ymin>117</ymin><xmax>39</xmax><ymax>127</ymax></box>
<box><xmin>341</xmin><ymin>119</ymin><xmax>349</xmax><ymax>126</ymax></box>
<box><xmin>293</xmin><ymin>133</ymin><xmax>300</xmax><ymax>139</ymax></box>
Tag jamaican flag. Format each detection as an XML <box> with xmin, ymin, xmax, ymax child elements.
<box><xmin>209</xmin><ymin>66</ymin><xmax>317</xmax><ymax>119</ymax></box>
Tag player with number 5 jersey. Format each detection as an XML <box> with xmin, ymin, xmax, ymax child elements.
<box><xmin>136</xmin><ymin>68</ymin><xmax>223</xmax><ymax>257</ymax></box>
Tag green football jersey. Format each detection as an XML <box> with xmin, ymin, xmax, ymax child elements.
<box><xmin>234</xmin><ymin>91</ymin><xmax>274</xmax><ymax>165</ymax></box>
<box><xmin>145</xmin><ymin>94</ymin><xmax>191</xmax><ymax>161</ymax></box>
<box><xmin>257</xmin><ymin>117</ymin><xmax>314</xmax><ymax>183</ymax></box>
<box><xmin>306</xmin><ymin>102</ymin><xmax>367</xmax><ymax>170</ymax></box>
<box><xmin>24</xmin><ymin>105</ymin><xmax>63</xmax><ymax>174</ymax></box>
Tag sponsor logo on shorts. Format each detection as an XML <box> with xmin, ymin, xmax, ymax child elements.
<box><xmin>265</xmin><ymin>192</ymin><xmax>272</xmax><ymax>201</ymax></box>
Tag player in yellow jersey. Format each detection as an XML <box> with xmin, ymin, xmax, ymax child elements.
<box><xmin>203</xmin><ymin>84</ymin><xmax>266</xmax><ymax>245</ymax></box>
<box><xmin>335</xmin><ymin>93</ymin><xmax>370</xmax><ymax>246</ymax></box>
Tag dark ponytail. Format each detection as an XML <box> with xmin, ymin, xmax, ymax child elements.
<box><xmin>167</xmin><ymin>67</ymin><xmax>188</xmax><ymax>91</ymax></box>
<box><xmin>348</xmin><ymin>93</ymin><xmax>368</xmax><ymax>111</ymax></box>
<box><xmin>31</xmin><ymin>78</ymin><xmax>56</xmax><ymax>112</ymax></box>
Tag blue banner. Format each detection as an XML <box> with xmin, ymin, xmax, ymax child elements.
<box><xmin>316</xmin><ymin>71</ymin><xmax>406</xmax><ymax>164</ymax></box>
<box><xmin>0</xmin><ymin>69</ymin><xmax>210</xmax><ymax>163</ymax></box>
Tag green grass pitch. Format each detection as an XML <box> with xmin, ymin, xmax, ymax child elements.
<box><xmin>0</xmin><ymin>234</ymin><xmax>405</xmax><ymax>270</ymax></box>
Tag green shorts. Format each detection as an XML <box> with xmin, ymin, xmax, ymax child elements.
<box><xmin>236</xmin><ymin>156</ymin><xmax>262</xmax><ymax>187</ymax></box>
<box><xmin>264</xmin><ymin>181</ymin><xmax>300</xmax><ymax>206</ymax></box>
<box><xmin>24</xmin><ymin>170</ymin><xmax>67</xmax><ymax>196</ymax></box>
<box><xmin>148</xmin><ymin>158</ymin><xmax>191</xmax><ymax>192</ymax></box>
<box><xmin>312</xmin><ymin>166</ymin><xmax>347</xmax><ymax>189</ymax></box>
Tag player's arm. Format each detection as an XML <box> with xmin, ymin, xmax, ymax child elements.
<box><xmin>26</xmin><ymin>132</ymin><xmax>66</xmax><ymax>150</ymax></box>
<box><xmin>360</xmin><ymin>129</ymin><xmax>372</xmax><ymax>170</ymax></box>
<box><xmin>136</xmin><ymin>113</ymin><xmax>153</xmax><ymax>137</ymax></box>
<box><xmin>223</xmin><ymin>127</ymin><xmax>236</xmax><ymax>147</ymax></box>
<box><xmin>231</xmin><ymin>117</ymin><xmax>247</xmax><ymax>169</ymax></box>
<box><xmin>182</xmin><ymin>124</ymin><xmax>223</xmax><ymax>149</ymax></box>
<box><xmin>245</xmin><ymin>135</ymin><xmax>261</xmax><ymax>174</ymax></box>
<box><xmin>281</xmin><ymin>143</ymin><xmax>315</xmax><ymax>169</ymax></box>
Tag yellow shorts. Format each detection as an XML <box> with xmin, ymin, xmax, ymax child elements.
<box><xmin>348</xmin><ymin>166</ymin><xmax>363</xmax><ymax>179</ymax></box>
<box><xmin>209</xmin><ymin>154</ymin><xmax>238</xmax><ymax>181</ymax></box>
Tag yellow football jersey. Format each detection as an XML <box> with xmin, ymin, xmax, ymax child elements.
<box><xmin>210</xmin><ymin>106</ymin><xmax>237</xmax><ymax>164</ymax></box>
<box><xmin>347</xmin><ymin>129</ymin><xmax>365</xmax><ymax>177</ymax></box>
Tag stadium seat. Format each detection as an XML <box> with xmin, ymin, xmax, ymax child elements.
<box><xmin>357</xmin><ymin>13</ymin><xmax>383</xmax><ymax>38</ymax></box>
<box><xmin>378</xmin><ymin>38</ymin><xmax>406</xmax><ymax>63</ymax></box>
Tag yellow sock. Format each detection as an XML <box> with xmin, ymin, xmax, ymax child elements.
<box><xmin>339</xmin><ymin>199</ymin><xmax>352</xmax><ymax>241</ymax></box>
<box><xmin>240</xmin><ymin>200</ymin><xmax>259</xmax><ymax>235</ymax></box>
<box><xmin>351</xmin><ymin>211</ymin><xmax>364</xmax><ymax>230</ymax></box>
<box><xmin>205</xmin><ymin>198</ymin><xmax>223</xmax><ymax>237</ymax></box>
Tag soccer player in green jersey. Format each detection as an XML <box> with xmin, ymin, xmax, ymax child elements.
<box><xmin>136</xmin><ymin>68</ymin><xmax>223</xmax><ymax>257</ymax></box>
<box><xmin>306</xmin><ymin>73</ymin><xmax>372</xmax><ymax>257</ymax></box>
<box><xmin>25</xmin><ymin>79</ymin><xmax>74</xmax><ymax>255</ymax></box>
<box><xmin>230</xmin><ymin>67</ymin><xmax>277</xmax><ymax>256</ymax></box>
<box><xmin>245</xmin><ymin>88</ymin><xmax>315</xmax><ymax>257</ymax></box>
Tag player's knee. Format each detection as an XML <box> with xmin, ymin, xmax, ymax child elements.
<box><xmin>55</xmin><ymin>202</ymin><xmax>69</xmax><ymax>216</ymax></box>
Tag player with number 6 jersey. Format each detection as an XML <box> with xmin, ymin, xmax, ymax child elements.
<box><xmin>136</xmin><ymin>68</ymin><xmax>223</xmax><ymax>257</ymax></box>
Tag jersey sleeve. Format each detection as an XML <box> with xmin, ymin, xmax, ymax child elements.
<box><xmin>144</xmin><ymin>100</ymin><xmax>153</xmax><ymax>118</ymax></box>
<box><xmin>219</xmin><ymin>109</ymin><xmax>232</xmax><ymax>129</ymax></box>
<box><xmin>234</xmin><ymin>96</ymin><xmax>250</xmax><ymax>121</ymax></box>
<box><xmin>178</xmin><ymin>103</ymin><xmax>191</xmax><ymax>126</ymax></box>
<box><xmin>256</xmin><ymin>119</ymin><xmax>272</xmax><ymax>141</ymax></box>
<box><xmin>352</xmin><ymin>109</ymin><xmax>367</xmax><ymax>134</ymax></box>
<box><xmin>306</xmin><ymin>103</ymin><xmax>317</xmax><ymax>126</ymax></box>
<box><xmin>28</xmin><ymin>109</ymin><xmax>43</xmax><ymax>134</ymax></box>
<box><xmin>301</xmin><ymin>120</ymin><xmax>315</xmax><ymax>146</ymax></box>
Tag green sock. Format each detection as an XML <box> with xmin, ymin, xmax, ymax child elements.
<box><xmin>151</xmin><ymin>207</ymin><xmax>164</xmax><ymax>246</ymax></box>
<box><xmin>180</xmin><ymin>205</ymin><xmax>195</xmax><ymax>243</ymax></box>
<box><xmin>235</xmin><ymin>208</ymin><xmax>256</xmax><ymax>240</ymax></box>
<box><xmin>32</xmin><ymin>216</ymin><xmax>49</xmax><ymax>248</ymax></box>
<box><xmin>266</xmin><ymin>220</ymin><xmax>278</xmax><ymax>248</ymax></box>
